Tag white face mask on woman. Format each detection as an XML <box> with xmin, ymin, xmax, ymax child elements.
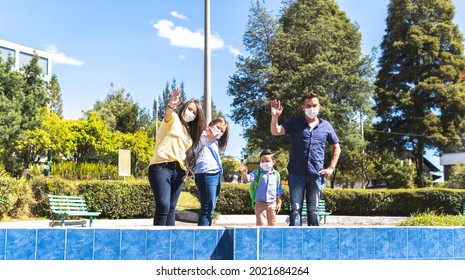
<box><xmin>305</xmin><ymin>108</ymin><xmax>318</xmax><ymax>119</ymax></box>
<box><xmin>184</xmin><ymin>108</ymin><xmax>196</xmax><ymax>123</ymax></box>
<box><xmin>260</xmin><ymin>162</ymin><xmax>273</xmax><ymax>172</ymax></box>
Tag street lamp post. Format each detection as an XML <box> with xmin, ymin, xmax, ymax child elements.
<box><xmin>204</xmin><ymin>0</ymin><xmax>212</xmax><ymax>123</ymax></box>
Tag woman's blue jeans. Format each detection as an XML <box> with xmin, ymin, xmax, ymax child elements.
<box><xmin>288</xmin><ymin>174</ymin><xmax>324</xmax><ymax>226</ymax></box>
<box><xmin>195</xmin><ymin>172</ymin><xmax>221</xmax><ymax>226</ymax></box>
<box><xmin>148</xmin><ymin>162</ymin><xmax>186</xmax><ymax>226</ymax></box>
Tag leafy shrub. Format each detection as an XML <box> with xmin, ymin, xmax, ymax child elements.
<box><xmin>187</xmin><ymin>181</ymin><xmax>290</xmax><ymax>215</ymax></box>
<box><xmin>79</xmin><ymin>179</ymin><xmax>154</xmax><ymax>219</ymax></box>
<box><xmin>0</xmin><ymin>172</ymin><xmax>17</xmax><ymax>219</ymax></box>
<box><xmin>397</xmin><ymin>212</ymin><xmax>465</xmax><ymax>226</ymax></box>
<box><xmin>29</xmin><ymin>162</ymin><xmax>119</xmax><ymax>180</ymax></box>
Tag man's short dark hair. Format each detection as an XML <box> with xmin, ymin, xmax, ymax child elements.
<box><xmin>302</xmin><ymin>91</ymin><xmax>319</xmax><ymax>104</ymax></box>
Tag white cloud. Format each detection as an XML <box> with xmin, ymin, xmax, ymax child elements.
<box><xmin>170</xmin><ymin>11</ymin><xmax>188</xmax><ymax>20</ymax></box>
<box><xmin>46</xmin><ymin>45</ymin><xmax>84</xmax><ymax>66</ymax></box>
<box><xmin>227</xmin><ymin>45</ymin><xmax>242</xmax><ymax>56</ymax></box>
<box><xmin>153</xmin><ymin>19</ymin><xmax>224</xmax><ymax>50</ymax></box>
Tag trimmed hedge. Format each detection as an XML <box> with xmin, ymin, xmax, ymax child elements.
<box><xmin>3</xmin><ymin>173</ymin><xmax>465</xmax><ymax>220</ymax></box>
<box><xmin>187</xmin><ymin>182</ymin><xmax>291</xmax><ymax>215</ymax></box>
<box><xmin>323</xmin><ymin>188</ymin><xmax>465</xmax><ymax>216</ymax></box>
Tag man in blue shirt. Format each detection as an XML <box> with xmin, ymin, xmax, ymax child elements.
<box><xmin>270</xmin><ymin>92</ymin><xmax>341</xmax><ymax>226</ymax></box>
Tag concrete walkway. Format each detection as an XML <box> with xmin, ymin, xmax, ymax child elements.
<box><xmin>0</xmin><ymin>210</ymin><xmax>409</xmax><ymax>228</ymax></box>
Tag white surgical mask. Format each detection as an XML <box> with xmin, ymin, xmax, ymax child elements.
<box><xmin>184</xmin><ymin>109</ymin><xmax>196</xmax><ymax>123</ymax></box>
<box><xmin>305</xmin><ymin>108</ymin><xmax>318</xmax><ymax>119</ymax></box>
<box><xmin>211</xmin><ymin>125</ymin><xmax>223</xmax><ymax>139</ymax></box>
<box><xmin>260</xmin><ymin>162</ymin><xmax>273</xmax><ymax>172</ymax></box>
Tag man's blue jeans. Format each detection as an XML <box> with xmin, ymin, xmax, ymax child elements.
<box><xmin>148</xmin><ymin>162</ymin><xmax>186</xmax><ymax>226</ymax></box>
<box><xmin>195</xmin><ymin>172</ymin><xmax>221</xmax><ymax>226</ymax></box>
<box><xmin>288</xmin><ymin>174</ymin><xmax>324</xmax><ymax>226</ymax></box>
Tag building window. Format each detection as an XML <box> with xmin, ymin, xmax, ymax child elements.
<box><xmin>0</xmin><ymin>46</ymin><xmax>15</xmax><ymax>62</ymax></box>
<box><xmin>19</xmin><ymin>51</ymin><xmax>49</xmax><ymax>75</ymax></box>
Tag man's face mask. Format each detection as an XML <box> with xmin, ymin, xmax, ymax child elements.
<box><xmin>305</xmin><ymin>108</ymin><xmax>318</xmax><ymax>119</ymax></box>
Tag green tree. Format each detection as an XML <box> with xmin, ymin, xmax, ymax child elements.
<box><xmin>448</xmin><ymin>163</ymin><xmax>465</xmax><ymax>188</ymax></box>
<box><xmin>156</xmin><ymin>78</ymin><xmax>187</xmax><ymax>121</ymax></box>
<box><xmin>47</xmin><ymin>74</ymin><xmax>63</xmax><ymax>117</ymax></box>
<box><xmin>70</xmin><ymin>112</ymin><xmax>115</xmax><ymax>163</ymax></box>
<box><xmin>228</xmin><ymin>0</ymin><xmax>375</xmax><ymax>187</ymax></box>
<box><xmin>227</xmin><ymin>0</ymin><xmax>278</xmax><ymax>151</ymax></box>
<box><xmin>0</xmin><ymin>53</ymin><xmax>49</xmax><ymax>175</ymax></box>
<box><xmin>87</xmin><ymin>83</ymin><xmax>149</xmax><ymax>134</ymax></box>
<box><xmin>374</xmin><ymin>0</ymin><xmax>465</xmax><ymax>187</ymax></box>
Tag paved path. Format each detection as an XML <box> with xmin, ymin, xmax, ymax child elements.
<box><xmin>0</xmin><ymin>210</ymin><xmax>409</xmax><ymax>228</ymax></box>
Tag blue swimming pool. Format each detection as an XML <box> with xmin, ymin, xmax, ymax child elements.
<box><xmin>1</xmin><ymin>226</ymin><xmax>465</xmax><ymax>260</ymax></box>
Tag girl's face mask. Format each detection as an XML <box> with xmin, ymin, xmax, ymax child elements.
<box><xmin>211</xmin><ymin>125</ymin><xmax>223</xmax><ymax>139</ymax></box>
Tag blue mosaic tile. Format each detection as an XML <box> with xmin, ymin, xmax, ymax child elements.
<box><xmin>0</xmin><ymin>229</ymin><xmax>5</xmax><ymax>260</ymax></box>
<box><xmin>302</xmin><ymin>228</ymin><xmax>321</xmax><ymax>260</ymax></box>
<box><xmin>5</xmin><ymin>229</ymin><xmax>36</xmax><ymax>260</ymax></box>
<box><xmin>438</xmin><ymin>228</ymin><xmax>454</xmax><ymax>260</ymax></box>
<box><xmin>121</xmin><ymin>229</ymin><xmax>146</xmax><ymax>260</ymax></box>
<box><xmin>171</xmin><ymin>229</ymin><xmax>194</xmax><ymax>260</ymax></box>
<box><xmin>214</xmin><ymin>228</ymin><xmax>233</xmax><ymax>260</ymax></box>
<box><xmin>234</xmin><ymin>227</ymin><xmax>258</xmax><ymax>260</ymax></box>
<box><xmin>194</xmin><ymin>229</ymin><xmax>218</xmax><ymax>260</ymax></box>
<box><xmin>453</xmin><ymin>228</ymin><xmax>465</xmax><ymax>259</ymax></box>
<box><xmin>322</xmin><ymin>228</ymin><xmax>339</xmax><ymax>260</ymax></box>
<box><xmin>374</xmin><ymin>228</ymin><xmax>391</xmax><ymax>259</ymax></box>
<box><xmin>283</xmin><ymin>228</ymin><xmax>303</xmax><ymax>260</ymax></box>
<box><xmin>390</xmin><ymin>228</ymin><xmax>408</xmax><ymax>259</ymax></box>
<box><xmin>260</xmin><ymin>228</ymin><xmax>283</xmax><ymax>260</ymax></box>
<box><xmin>94</xmin><ymin>229</ymin><xmax>121</xmax><ymax>260</ymax></box>
<box><xmin>407</xmin><ymin>228</ymin><xmax>423</xmax><ymax>259</ymax></box>
<box><xmin>36</xmin><ymin>229</ymin><xmax>66</xmax><ymax>260</ymax></box>
<box><xmin>66</xmin><ymin>229</ymin><xmax>94</xmax><ymax>260</ymax></box>
<box><xmin>339</xmin><ymin>228</ymin><xmax>357</xmax><ymax>260</ymax></box>
<box><xmin>146</xmin><ymin>229</ymin><xmax>170</xmax><ymax>260</ymax></box>
<box><xmin>358</xmin><ymin>228</ymin><xmax>375</xmax><ymax>259</ymax></box>
<box><xmin>422</xmin><ymin>228</ymin><xmax>439</xmax><ymax>260</ymax></box>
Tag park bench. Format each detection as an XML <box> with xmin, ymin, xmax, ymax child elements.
<box><xmin>286</xmin><ymin>199</ymin><xmax>332</xmax><ymax>224</ymax></box>
<box><xmin>48</xmin><ymin>195</ymin><xmax>101</xmax><ymax>227</ymax></box>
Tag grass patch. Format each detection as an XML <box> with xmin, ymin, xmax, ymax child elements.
<box><xmin>397</xmin><ymin>212</ymin><xmax>465</xmax><ymax>226</ymax></box>
<box><xmin>177</xmin><ymin>191</ymin><xmax>200</xmax><ymax>212</ymax></box>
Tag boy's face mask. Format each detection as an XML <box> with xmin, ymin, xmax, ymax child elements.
<box><xmin>260</xmin><ymin>162</ymin><xmax>273</xmax><ymax>172</ymax></box>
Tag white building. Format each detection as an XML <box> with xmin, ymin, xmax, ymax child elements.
<box><xmin>0</xmin><ymin>39</ymin><xmax>52</xmax><ymax>81</ymax></box>
<box><xmin>440</xmin><ymin>152</ymin><xmax>465</xmax><ymax>181</ymax></box>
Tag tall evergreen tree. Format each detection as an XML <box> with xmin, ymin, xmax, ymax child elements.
<box><xmin>47</xmin><ymin>74</ymin><xmax>63</xmax><ymax>117</ymax></box>
<box><xmin>227</xmin><ymin>0</ymin><xmax>278</xmax><ymax>152</ymax></box>
<box><xmin>156</xmin><ymin>78</ymin><xmax>187</xmax><ymax>120</ymax></box>
<box><xmin>374</xmin><ymin>0</ymin><xmax>465</xmax><ymax>187</ymax></box>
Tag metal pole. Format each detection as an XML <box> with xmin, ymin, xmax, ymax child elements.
<box><xmin>204</xmin><ymin>0</ymin><xmax>212</xmax><ymax>123</ymax></box>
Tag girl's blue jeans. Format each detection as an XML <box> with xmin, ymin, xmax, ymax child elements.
<box><xmin>195</xmin><ymin>172</ymin><xmax>221</xmax><ymax>226</ymax></box>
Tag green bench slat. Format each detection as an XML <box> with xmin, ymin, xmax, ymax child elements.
<box><xmin>48</xmin><ymin>195</ymin><xmax>101</xmax><ymax>227</ymax></box>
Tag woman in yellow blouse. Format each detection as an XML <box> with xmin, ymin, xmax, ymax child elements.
<box><xmin>148</xmin><ymin>88</ymin><xmax>205</xmax><ymax>226</ymax></box>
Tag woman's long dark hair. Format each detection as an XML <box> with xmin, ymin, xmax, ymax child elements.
<box><xmin>179</xmin><ymin>99</ymin><xmax>206</xmax><ymax>148</ymax></box>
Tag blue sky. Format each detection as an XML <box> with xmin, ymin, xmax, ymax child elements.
<box><xmin>1</xmin><ymin>0</ymin><xmax>464</xmax><ymax>168</ymax></box>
